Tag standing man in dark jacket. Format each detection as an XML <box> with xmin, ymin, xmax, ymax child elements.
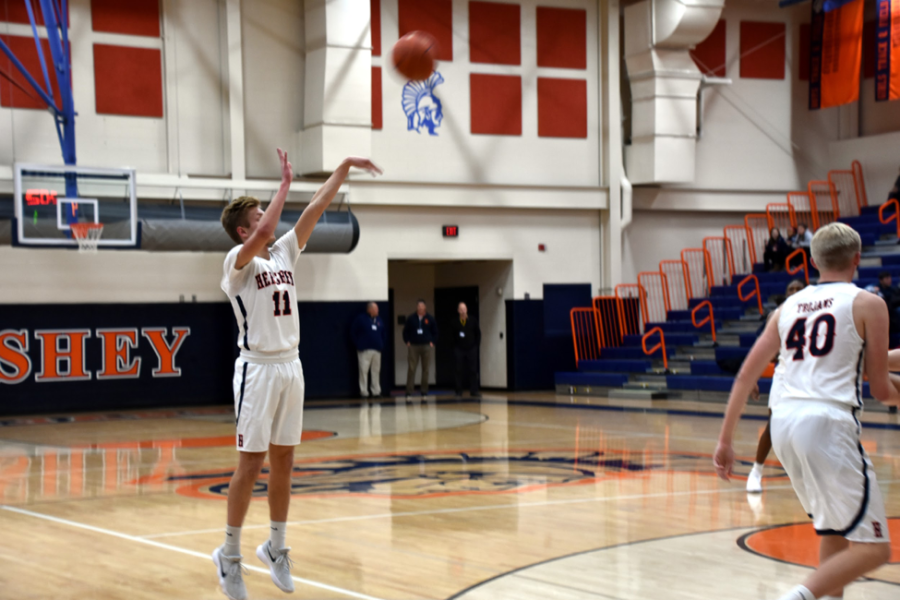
<box><xmin>351</xmin><ymin>302</ymin><xmax>386</xmax><ymax>398</ymax></box>
<box><xmin>451</xmin><ymin>302</ymin><xmax>481</xmax><ymax>398</ymax></box>
<box><xmin>402</xmin><ymin>299</ymin><xmax>438</xmax><ymax>398</ymax></box>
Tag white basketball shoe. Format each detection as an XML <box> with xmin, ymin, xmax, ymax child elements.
<box><xmin>212</xmin><ymin>546</ymin><xmax>247</xmax><ymax>600</ymax></box>
<box><xmin>257</xmin><ymin>540</ymin><xmax>295</xmax><ymax>593</ymax></box>
<box><xmin>746</xmin><ymin>463</ymin><xmax>764</xmax><ymax>493</ymax></box>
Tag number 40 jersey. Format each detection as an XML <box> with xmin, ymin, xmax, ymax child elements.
<box><xmin>770</xmin><ymin>282</ymin><xmax>864</xmax><ymax>408</ymax></box>
<box><xmin>221</xmin><ymin>229</ymin><xmax>304</xmax><ymax>358</ymax></box>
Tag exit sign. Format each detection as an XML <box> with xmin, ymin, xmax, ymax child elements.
<box><xmin>442</xmin><ymin>225</ymin><xmax>459</xmax><ymax>238</ymax></box>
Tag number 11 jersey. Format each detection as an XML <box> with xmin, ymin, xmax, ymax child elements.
<box><xmin>770</xmin><ymin>282</ymin><xmax>864</xmax><ymax>408</ymax></box>
<box><xmin>221</xmin><ymin>229</ymin><xmax>304</xmax><ymax>358</ymax></box>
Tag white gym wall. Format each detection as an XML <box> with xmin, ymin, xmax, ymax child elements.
<box><xmin>2</xmin><ymin>0</ymin><xmax>900</xmax><ymax>302</ymax></box>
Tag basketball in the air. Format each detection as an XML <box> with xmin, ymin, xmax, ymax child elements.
<box><xmin>392</xmin><ymin>31</ymin><xmax>439</xmax><ymax>81</ymax></box>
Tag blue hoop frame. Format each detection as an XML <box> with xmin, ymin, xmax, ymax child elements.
<box><xmin>0</xmin><ymin>1</ymin><xmax>76</xmax><ymax>171</ymax></box>
<box><xmin>0</xmin><ymin>0</ymin><xmax>77</xmax><ymax>208</ymax></box>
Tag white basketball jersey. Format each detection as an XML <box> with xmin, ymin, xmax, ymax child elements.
<box><xmin>769</xmin><ymin>282</ymin><xmax>864</xmax><ymax>408</ymax></box>
<box><xmin>221</xmin><ymin>229</ymin><xmax>304</xmax><ymax>357</ymax></box>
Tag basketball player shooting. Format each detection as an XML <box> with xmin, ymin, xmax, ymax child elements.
<box><xmin>713</xmin><ymin>223</ymin><xmax>899</xmax><ymax>600</ymax></box>
<box><xmin>214</xmin><ymin>149</ymin><xmax>382</xmax><ymax>600</ymax></box>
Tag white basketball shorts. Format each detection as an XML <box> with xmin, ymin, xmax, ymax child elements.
<box><xmin>232</xmin><ymin>357</ymin><xmax>305</xmax><ymax>452</ymax></box>
<box><xmin>770</xmin><ymin>400</ymin><xmax>889</xmax><ymax>544</ymax></box>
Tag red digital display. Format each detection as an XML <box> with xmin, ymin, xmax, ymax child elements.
<box><xmin>442</xmin><ymin>225</ymin><xmax>459</xmax><ymax>238</ymax></box>
<box><xmin>25</xmin><ymin>189</ymin><xmax>58</xmax><ymax>206</ymax></box>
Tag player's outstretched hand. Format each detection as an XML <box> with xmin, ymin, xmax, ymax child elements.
<box><xmin>277</xmin><ymin>148</ymin><xmax>293</xmax><ymax>183</ymax></box>
<box><xmin>344</xmin><ymin>157</ymin><xmax>383</xmax><ymax>177</ymax></box>
<box><xmin>713</xmin><ymin>441</ymin><xmax>734</xmax><ymax>481</ymax></box>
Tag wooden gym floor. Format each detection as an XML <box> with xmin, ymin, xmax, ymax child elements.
<box><xmin>0</xmin><ymin>393</ymin><xmax>898</xmax><ymax>600</ymax></box>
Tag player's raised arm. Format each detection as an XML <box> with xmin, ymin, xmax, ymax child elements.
<box><xmin>714</xmin><ymin>308</ymin><xmax>782</xmax><ymax>481</ymax></box>
<box><xmin>235</xmin><ymin>148</ymin><xmax>293</xmax><ymax>269</ymax></box>
<box><xmin>294</xmin><ymin>157</ymin><xmax>383</xmax><ymax>249</ymax></box>
<box><xmin>858</xmin><ymin>292</ymin><xmax>900</xmax><ymax>405</ymax></box>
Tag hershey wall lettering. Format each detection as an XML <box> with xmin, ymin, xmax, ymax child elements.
<box><xmin>0</xmin><ymin>327</ymin><xmax>191</xmax><ymax>384</ymax></box>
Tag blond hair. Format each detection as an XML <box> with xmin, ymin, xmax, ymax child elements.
<box><xmin>220</xmin><ymin>196</ymin><xmax>260</xmax><ymax>244</ymax></box>
<box><xmin>810</xmin><ymin>222</ymin><xmax>861</xmax><ymax>272</ymax></box>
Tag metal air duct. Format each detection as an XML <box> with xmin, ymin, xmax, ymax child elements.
<box><xmin>624</xmin><ymin>0</ymin><xmax>725</xmax><ymax>184</ymax></box>
<box><xmin>140</xmin><ymin>210</ymin><xmax>360</xmax><ymax>253</ymax></box>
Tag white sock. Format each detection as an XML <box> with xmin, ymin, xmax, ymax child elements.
<box><xmin>224</xmin><ymin>524</ymin><xmax>241</xmax><ymax>557</ymax></box>
<box><xmin>270</xmin><ymin>521</ymin><xmax>287</xmax><ymax>550</ymax></box>
<box><xmin>751</xmin><ymin>462</ymin><xmax>764</xmax><ymax>474</ymax></box>
<box><xmin>778</xmin><ymin>585</ymin><xmax>815</xmax><ymax>600</ymax></box>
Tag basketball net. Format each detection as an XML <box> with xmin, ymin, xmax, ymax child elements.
<box><xmin>70</xmin><ymin>222</ymin><xmax>104</xmax><ymax>253</ymax></box>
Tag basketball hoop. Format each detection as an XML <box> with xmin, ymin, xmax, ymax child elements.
<box><xmin>70</xmin><ymin>222</ymin><xmax>104</xmax><ymax>253</ymax></box>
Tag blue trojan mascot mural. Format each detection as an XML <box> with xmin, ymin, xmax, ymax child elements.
<box><xmin>402</xmin><ymin>72</ymin><xmax>444</xmax><ymax>136</ymax></box>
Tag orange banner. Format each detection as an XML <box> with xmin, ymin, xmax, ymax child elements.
<box><xmin>809</xmin><ymin>0</ymin><xmax>864</xmax><ymax>109</ymax></box>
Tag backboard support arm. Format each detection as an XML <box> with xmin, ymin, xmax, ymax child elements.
<box><xmin>0</xmin><ymin>0</ymin><xmax>76</xmax><ymax>173</ymax></box>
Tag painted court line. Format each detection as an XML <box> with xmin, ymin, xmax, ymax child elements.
<box><xmin>0</xmin><ymin>505</ymin><xmax>389</xmax><ymax>600</ymax></box>
<box><xmin>141</xmin><ymin>482</ymin><xmax>800</xmax><ymax>540</ymax></box>
<box><xmin>501</xmin><ymin>419</ymin><xmax>900</xmax><ymax>459</ymax></box>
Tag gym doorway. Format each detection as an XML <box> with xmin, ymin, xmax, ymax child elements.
<box><xmin>388</xmin><ymin>260</ymin><xmax>513</xmax><ymax>393</ymax></box>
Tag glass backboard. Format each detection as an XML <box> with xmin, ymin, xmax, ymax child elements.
<box><xmin>13</xmin><ymin>163</ymin><xmax>138</xmax><ymax>248</ymax></box>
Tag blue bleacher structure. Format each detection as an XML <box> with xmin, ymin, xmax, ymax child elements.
<box><xmin>558</xmin><ymin>202</ymin><xmax>895</xmax><ymax>407</ymax></box>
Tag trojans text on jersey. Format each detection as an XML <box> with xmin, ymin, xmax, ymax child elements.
<box><xmin>795</xmin><ymin>298</ymin><xmax>833</xmax><ymax>314</ymax></box>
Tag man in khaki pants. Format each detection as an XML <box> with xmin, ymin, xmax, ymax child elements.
<box><xmin>351</xmin><ymin>302</ymin><xmax>386</xmax><ymax>398</ymax></box>
<box><xmin>402</xmin><ymin>299</ymin><xmax>439</xmax><ymax>399</ymax></box>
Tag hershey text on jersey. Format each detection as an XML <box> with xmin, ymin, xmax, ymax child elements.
<box><xmin>255</xmin><ymin>270</ymin><xmax>295</xmax><ymax>290</ymax></box>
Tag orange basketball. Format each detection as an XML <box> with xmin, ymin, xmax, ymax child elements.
<box><xmin>392</xmin><ymin>31</ymin><xmax>439</xmax><ymax>81</ymax></box>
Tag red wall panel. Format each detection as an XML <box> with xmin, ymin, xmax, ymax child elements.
<box><xmin>0</xmin><ymin>0</ymin><xmax>38</xmax><ymax>24</ymax></box>
<box><xmin>398</xmin><ymin>0</ymin><xmax>453</xmax><ymax>61</ymax></box>
<box><xmin>372</xmin><ymin>66</ymin><xmax>382</xmax><ymax>130</ymax></box>
<box><xmin>93</xmin><ymin>44</ymin><xmax>163</xmax><ymax>118</ymax></box>
<box><xmin>691</xmin><ymin>19</ymin><xmax>726</xmax><ymax>77</ymax></box>
<box><xmin>0</xmin><ymin>0</ymin><xmax>67</xmax><ymax>26</ymax></box>
<box><xmin>91</xmin><ymin>0</ymin><xmax>159</xmax><ymax>37</ymax></box>
<box><xmin>470</xmin><ymin>73</ymin><xmax>521</xmax><ymax>135</ymax></box>
<box><xmin>536</xmin><ymin>7</ymin><xmax>586</xmax><ymax>69</ymax></box>
<box><xmin>469</xmin><ymin>1</ymin><xmax>520</xmax><ymax>65</ymax></box>
<box><xmin>0</xmin><ymin>34</ymin><xmax>64</xmax><ymax>110</ymax></box>
<box><xmin>740</xmin><ymin>21</ymin><xmax>785</xmax><ymax>80</ymax></box>
<box><xmin>537</xmin><ymin>78</ymin><xmax>586</xmax><ymax>138</ymax></box>
<box><xmin>799</xmin><ymin>23</ymin><xmax>810</xmax><ymax>81</ymax></box>
<box><xmin>371</xmin><ymin>0</ymin><xmax>381</xmax><ymax>57</ymax></box>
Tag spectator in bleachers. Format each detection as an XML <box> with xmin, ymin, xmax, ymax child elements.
<box><xmin>788</xmin><ymin>223</ymin><xmax>813</xmax><ymax>271</ymax></box>
<box><xmin>785</xmin><ymin>226</ymin><xmax>798</xmax><ymax>246</ymax></box>
<box><xmin>763</xmin><ymin>228</ymin><xmax>789</xmax><ymax>272</ymax></box>
<box><xmin>793</xmin><ymin>223</ymin><xmax>813</xmax><ymax>249</ymax></box>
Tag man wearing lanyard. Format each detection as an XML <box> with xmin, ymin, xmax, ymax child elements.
<box><xmin>450</xmin><ymin>302</ymin><xmax>481</xmax><ymax>398</ymax></box>
<box><xmin>351</xmin><ymin>302</ymin><xmax>386</xmax><ymax>398</ymax></box>
<box><xmin>402</xmin><ymin>299</ymin><xmax>439</xmax><ymax>399</ymax></box>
